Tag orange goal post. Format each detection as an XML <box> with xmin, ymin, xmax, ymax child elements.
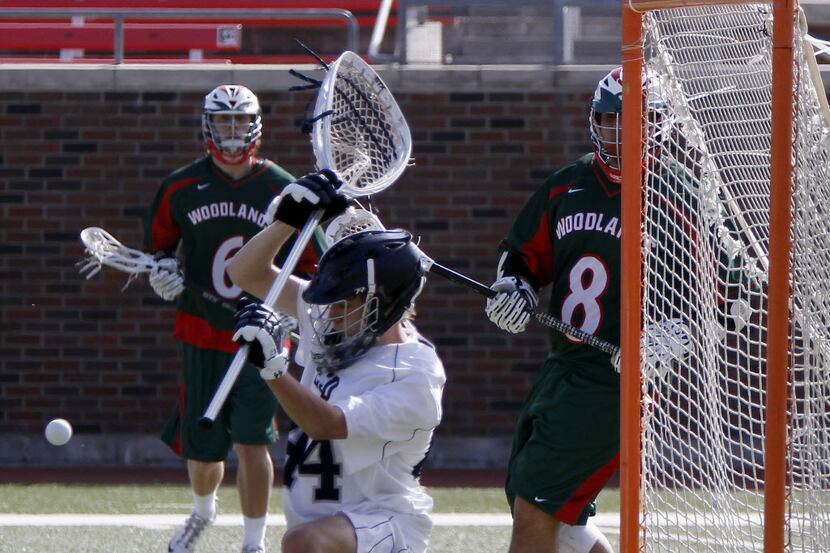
<box><xmin>620</xmin><ymin>1</ymin><xmax>830</xmax><ymax>552</ymax></box>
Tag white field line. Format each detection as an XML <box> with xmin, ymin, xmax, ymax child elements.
<box><xmin>0</xmin><ymin>512</ymin><xmax>620</xmax><ymax>531</ymax></box>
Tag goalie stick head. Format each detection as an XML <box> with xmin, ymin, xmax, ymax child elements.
<box><xmin>202</xmin><ymin>84</ymin><xmax>263</xmax><ymax>166</ymax></box>
<box><xmin>312</xmin><ymin>52</ymin><xmax>411</xmax><ymax>195</ymax></box>
<box><xmin>302</xmin><ymin>229</ymin><xmax>427</xmax><ymax>372</ymax></box>
<box><xmin>290</xmin><ymin>50</ymin><xmax>412</xmax><ymax>198</ymax></box>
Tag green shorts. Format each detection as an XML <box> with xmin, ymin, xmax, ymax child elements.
<box><xmin>505</xmin><ymin>356</ymin><xmax>620</xmax><ymax>525</ymax></box>
<box><xmin>161</xmin><ymin>344</ymin><xmax>278</xmax><ymax>462</ymax></box>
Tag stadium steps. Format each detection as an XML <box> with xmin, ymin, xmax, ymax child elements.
<box><xmin>430</xmin><ymin>4</ymin><xmax>620</xmax><ymax>65</ymax></box>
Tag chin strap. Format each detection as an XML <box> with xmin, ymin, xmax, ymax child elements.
<box><xmin>207</xmin><ymin>142</ymin><xmax>257</xmax><ymax>166</ymax></box>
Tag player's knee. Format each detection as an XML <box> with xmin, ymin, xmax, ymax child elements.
<box><xmin>233</xmin><ymin>443</ymin><xmax>271</xmax><ymax>464</ymax></box>
<box><xmin>556</xmin><ymin>520</ymin><xmax>612</xmax><ymax>553</ymax></box>
<box><xmin>282</xmin><ymin>525</ymin><xmax>319</xmax><ymax>553</ymax></box>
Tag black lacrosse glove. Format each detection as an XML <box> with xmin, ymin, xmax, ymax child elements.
<box><xmin>272</xmin><ymin>169</ymin><xmax>349</xmax><ymax>229</ymax></box>
<box><xmin>232</xmin><ymin>297</ymin><xmax>290</xmax><ymax>380</ymax></box>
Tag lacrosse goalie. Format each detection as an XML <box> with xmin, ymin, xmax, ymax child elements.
<box><xmin>227</xmin><ymin>170</ymin><xmax>445</xmax><ymax>553</ymax></box>
<box><xmin>145</xmin><ymin>84</ymin><xmax>327</xmax><ymax>553</ymax></box>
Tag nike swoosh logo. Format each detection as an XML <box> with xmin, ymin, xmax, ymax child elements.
<box><xmin>567</xmin><ymin>188</ymin><xmax>584</xmax><ymax>194</ymax></box>
<box><xmin>534</xmin><ymin>496</ymin><xmax>549</xmax><ymax>503</ymax></box>
<box><xmin>197</xmin><ymin>182</ymin><xmax>211</xmax><ymax>190</ymax></box>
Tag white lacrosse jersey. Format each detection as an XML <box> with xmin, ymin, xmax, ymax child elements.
<box><xmin>283</xmin><ymin>284</ymin><xmax>446</xmax><ymax>529</ymax></box>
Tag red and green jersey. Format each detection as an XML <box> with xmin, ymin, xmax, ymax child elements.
<box><xmin>645</xmin><ymin>157</ymin><xmax>760</xmax><ymax>324</ymax></box>
<box><xmin>502</xmin><ymin>153</ymin><xmax>621</xmax><ymax>366</ymax></box>
<box><xmin>145</xmin><ymin>156</ymin><xmax>327</xmax><ymax>353</ymax></box>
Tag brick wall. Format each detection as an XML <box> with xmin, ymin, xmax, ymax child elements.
<box><xmin>0</xmin><ymin>69</ymin><xmax>595</xmax><ymax>451</ymax></box>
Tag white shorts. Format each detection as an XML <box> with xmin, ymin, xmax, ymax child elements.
<box><xmin>343</xmin><ymin>511</ymin><xmax>433</xmax><ymax>553</ymax></box>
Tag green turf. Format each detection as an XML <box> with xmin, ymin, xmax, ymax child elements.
<box><xmin>0</xmin><ymin>484</ymin><xmax>620</xmax><ymax>515</ymax></box>
<box><xmin>0</xmin><ymin>526</ymin><xmax>277</xmax><ymax>553</ymax></box>
<box><xmin>0</xmin><ymin>484</ymin><xmax>621</xmax><ymax>553</ymax></box>
<box><xmin>0</xmin><ymin>525</ymin><xmax>518</xmax><ymax>553</ymax></box>
<box><xmin>0</xmin><ymin>484</ymin><xmax>255</xmax><ymax>515</ymax></box>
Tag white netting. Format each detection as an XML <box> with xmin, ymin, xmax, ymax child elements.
<box><xmin>313</xmin><ymin>52</ymin><xmax>411</xmax><ymax>197</ymax></box>
<box><xmin>640</xmin><ymin>4</ymin><xmax>830</xmax><ymax>552</ymax></box>
<box><xmin>788</xmin><ymin>9</ymin><xmax>830</xmax><ymax>553</ymax></box>
<box><xmin>78</xmin><ymin>227</ymin><xmax>156</xmax><ymax>276</ymax></box>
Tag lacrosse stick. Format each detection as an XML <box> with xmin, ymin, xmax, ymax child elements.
<box><xmin>200</xmin><ymin>50</ymin><xmax>412</xmax><ymax>427</ymax></box>
<box><xmin>322</xmin><ymin>209</ymin><xmax>620</xmax><ymax>355</ymax></box>
<box><xmin>78</xmin><ymin>226</ymin><xmax>238</xmax><ymax>313</ymax></box>
<box><xmin>423</xmin><ymin>261</ymin><xmax>619</xmax><ymax>355</ymax></box>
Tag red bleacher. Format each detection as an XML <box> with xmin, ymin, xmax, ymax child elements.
<box><xmin>0</xmin><ymin>22</ymin><xmax>242</xmax><ymax>51</ymax></box>
<box><xmin>0</xmin><ymin>1</ymin><xmax>397</xmax><ymax>62</ymax></box>
<box><xmin>0</xmin><ymin>1</ymin><xmax>395</xmax><ymax>26</ymax></box>
<box><xmin>0</xmin><ymin>1</ymin><xmax>388</xmax><ymax>9</ymax></box>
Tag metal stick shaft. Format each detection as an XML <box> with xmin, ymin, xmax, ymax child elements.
<box><xmin>427</xmin><ymin>260</ymin><xmax>619</xmax><ymax>355</ymax></box>
<box><xmin>200</xmin><ymin>210</ymin><xmax>324</xmax><ymax>427</ymax></box>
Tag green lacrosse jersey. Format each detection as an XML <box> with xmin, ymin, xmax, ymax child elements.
<box><xmin>502</xmin><ymin>153</ymin><xmax>620</xmax><ymax>367</ymax></box>
<box><xmin>145</xmin><ymin>156</ymin><xmax>327</xmax><ymax>353</ymax></box>
<box><xmin>646</xmin><ymin>156</ymin><xmax>760</xmax><ymax>326</ymax></box>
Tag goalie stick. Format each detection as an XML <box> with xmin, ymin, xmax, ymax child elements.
<box><xmin>200</xmin><ymin>49</ymin><xmax>412</xmax><ymax>427</ymax></box>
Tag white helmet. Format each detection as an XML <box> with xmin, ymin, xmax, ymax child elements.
<box><xmin>202</xmin><ymin>84</ymin><xmax>262</xmax><ymax>165</ymax></box>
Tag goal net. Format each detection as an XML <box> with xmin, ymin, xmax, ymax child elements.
<box><xmin>638</xmin><ymin>4</ymin><xmax>830</xmax><ymax>552</ymax></box>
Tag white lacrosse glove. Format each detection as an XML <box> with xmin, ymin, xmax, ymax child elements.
<box><xmin>485</xmin><ymin>276</ymin><xmax>539</xmax><ymax>334</ymax></box>
<box><xmin>642</xmin><ymin>318</ymin><xmax>691</xmax><ymax>382</ymax></box>
<box><xmin>148</xmin><ymin>256</ymin><xmax>184</xmax><ymax>301</ymax></box>
<box><xmin>233</xmin><ymin>298</ymin><xmax>291</xmax><ymax>380</ymax></box>
<box><xmin>728</xmin><ymin>298</ymin><xmax>752</xmax><ymax>332</ymax></box>
<box><xmin>264</xmin><ymin>193</ymin><xmax>281</xmax><ymax>227</ymax></box>
<box><xmin>269</xmin><ymin>169</ymin><xmax>349</xmax><ymax>229</ymax></box>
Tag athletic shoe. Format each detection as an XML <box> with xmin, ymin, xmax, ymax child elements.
<box><xmin>240</xmin><ymin>547</ymin><xmax>265</xmax><ymax>553</ymax></box>
<box><xmin>167</xmin><ymin>511</ymin><xmax>214</xmax><ymax>553</ymax></box>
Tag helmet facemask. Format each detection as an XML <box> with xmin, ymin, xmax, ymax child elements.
<box><xmin>202</xmin><ymin>84</ymin><xmax>263</xmax><ymax>165</ymax></box>
<box><xmin>302</xmin><ymin>229</ymin><xmax>427</xmax><ymax>374</ymax></box>
<box><xmin>589</xmin><ymin>67</ymin><xmax>670</xmax><ymax>184</ymax></box>
<box><xmin>590</xmin><ymin>109</ymin><xmax>622</xmax><ymax>178</ymax></box>
<box><xmin>203</xmin><ymin>113</ymin><xmax>261</xmax><ymax>163</ymax></box>
<box><xmin>589</xmin><ymin>67</ymin><xmax>624</xmax><ymax>183</ymax></box>
<box><xmin>309</xmin><ymin>289</ymin><xmax>381</xmax><ymax>373</ymax></box>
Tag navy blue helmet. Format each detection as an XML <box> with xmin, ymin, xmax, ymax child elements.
<box><xmin>303</xmin><ymin>229</ymin><xmax>427</xmax><ymax>372</ymax></box>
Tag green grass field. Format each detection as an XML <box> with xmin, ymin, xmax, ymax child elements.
<box><xmin>0</xmin><ymin>484</ymin><xmax>621</xmax><ymax>553</ymax></box>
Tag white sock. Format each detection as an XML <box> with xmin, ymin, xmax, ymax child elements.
<box><xmin>242</xmin><ymin>515</ymin><xmax>267</xmax><ymax>549</ymax></box>
<box><xmin>192</xmin><ymin>491</ymin><xmax>217</xmax><ymax>521</ymax></box>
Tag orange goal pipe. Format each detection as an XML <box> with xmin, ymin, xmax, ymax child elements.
<box><xmin>619</xmin><ymin>4</ymin><xmax>644</xmax><ymax>553</ymax></box>
<box><xmin>764</xmin><ymin>1</ymin><xmax>796</xmax><ymax>552</ymax></box>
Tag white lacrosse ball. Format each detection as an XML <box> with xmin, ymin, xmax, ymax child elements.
<box><xmin>45</xmin><ymin>418</ymin><xmax>73</xmax><ymax>446</ymax></box>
